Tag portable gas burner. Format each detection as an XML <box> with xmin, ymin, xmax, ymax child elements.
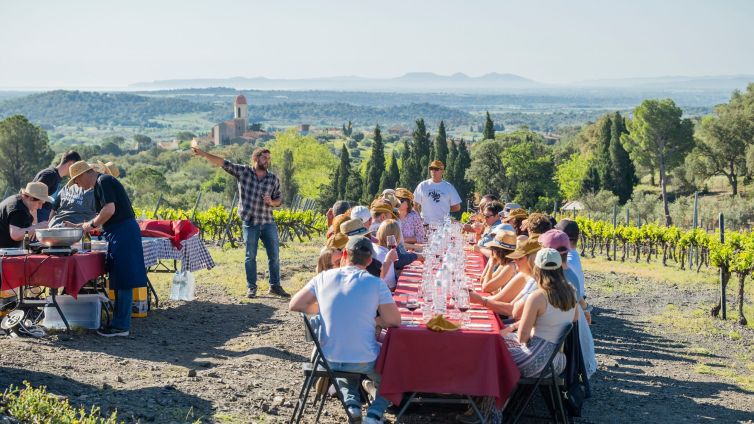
<box><xmin>40</xmin><ymin>247</ymin><xmax>77</xmax><ymax>256</ymax></box>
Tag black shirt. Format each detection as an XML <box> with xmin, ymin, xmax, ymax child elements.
<box><xmin>94</xmin><ymin>174</ymin><xmax>135</xmax><ymax>231</ymax></box>
<box><xmin>0</xmin><ymin>195</ymin><xmax>33</xmax><ymax>248</ymax></box>
<box><xmin>33</xmin><ymin>167</ymin><xmax>62</xmax><ymax>196</ymax></box>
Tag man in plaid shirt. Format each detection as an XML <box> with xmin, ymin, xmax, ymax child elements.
<box><xmin>192</xmin><ymin>146</ymin><xmax>289</xmax><ymax>298</ymax></box>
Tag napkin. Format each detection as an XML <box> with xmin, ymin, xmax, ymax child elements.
<box><xmin>426</xmin><ymin>315</ymin><xmax>460</xmax><ymax>332</ymax></box>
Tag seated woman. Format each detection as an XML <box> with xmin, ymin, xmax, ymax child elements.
<box><xmin>373</xmin><ymin>219</ymin><xmax>403</xmax><ymax>290</ymax></box>
<box><xmin>318</xmin><ymin>233</ymin><xmax>348</xmax><ymax>273</ymax></box>
<box><xmin>491</xmin><ymin>238</ymin><xmax>540</xmax><ymax>303</ymax></box>
<box><xmin>499</xmin><ymin>248</ymin><xmax>577</xmax><ymax>378</ymax></box>
<box><xmin>394</xmin><ymin>188</ymin><xmax>425</xmax><ymax>246</ymax></box>
<box><xmin>480</xmin><ymin>230</ymin><xmax>517</xmax><ymax>293</ymax></box>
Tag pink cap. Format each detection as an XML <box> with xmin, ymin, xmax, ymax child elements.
<box><xmin>538</xmin><ymin>229</ymin><xmax>570</xmax><ymax>253</ymax></box>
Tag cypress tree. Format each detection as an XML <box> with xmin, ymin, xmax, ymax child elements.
<box><xmin>345</xmin><ymin>165</ymin><xmax>364</xmax><ymax>203</ymax></box>
<box><xmin>452</xmin><ymin>139</ymin><xmax>472</xmax><ymax>208</ymax></box>
<box><xmin>336</xmin><ymin>144</ymin><xmax>351</xmax><ymax>199</ymax></box>
<box><xmin>364</xmin><ymin>125</ymin><xmax>386</xmax><ymax>199</ymax></box>
<box><xmin>380</xmin><ymin>151</ymin><xmax>400</xmax><ymax>190</ymax></box>
<box><xmin>399</xmin><ymin>140</ymin><xmax>421</xmax><ymax>189</ymax></box>
<box><xmin>279</xmin><ymin>149</ymin><xmax>298</xmax><ymax>206</ymax></box>
<box><xmin>434</xmin><ymin>120</ymin><xmax>449</xmax><ymax>165</ymax></box>
<box><xmin>446</xmin><ymin>138</ymin><xmax>458</xmax><ymax>184</ymax></box>
<box><xmin>609</xmin><ymin>112</ymin><xmax>637</xmax><ymax>203</ymax></box>
<box><xmin>412</xmin><ymin>118</ymin><xmax>432</xmax><ymax>172</ymax></box>
<box><xmin>595</xmin><ymin>115</ymin><xmax>614</xmax><ymax>191</ymax></box>
<box><xmin>483</xmin><ymin>111</ymin><xmax>495</xmax><ymax>140</ymax></box>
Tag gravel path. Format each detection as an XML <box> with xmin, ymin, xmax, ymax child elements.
<box><xmin>1</xmin><ymin>268</ymin><xmax>753</xmax><ymax>423</ymax></box>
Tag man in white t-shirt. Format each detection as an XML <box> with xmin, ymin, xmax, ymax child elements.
<box><xmin>413</xmin><ymin>160</ymin><xmax>462</xmax><ymax>224</ymax></box>
<box><xmin>289</xmin><ymin>236</ymin><xmax>400</xmax><ymax>424</ymax></box>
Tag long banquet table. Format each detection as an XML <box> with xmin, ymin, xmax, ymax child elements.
<box><xmin>375</xmin><ymin>251</ymin><xmax>520</xmax><ymax>408</ymax></box>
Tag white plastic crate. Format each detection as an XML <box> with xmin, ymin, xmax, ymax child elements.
<box><xmin>42</xmin><ymin>294</ymin><xmax>103</xmax><ymax>330</ymax></box>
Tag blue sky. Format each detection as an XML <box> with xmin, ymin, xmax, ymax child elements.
<box><xmin>1</xmin><ymin>0</ymin><xmax>752</xmax><ymax>88</ymax></box>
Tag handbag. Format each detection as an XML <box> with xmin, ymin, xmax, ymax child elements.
<box><xmin>170</xmin><ymin>271</ymin><xmax>196</xmax><ymax>301</ymax></box>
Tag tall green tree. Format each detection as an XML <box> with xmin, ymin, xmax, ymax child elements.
<box><xmin>499</xmin><ymin>131</ymin><xmax>558</xmax><ymax>209</ymax></box>
<box><xmin>345</xmin><ymin>165</ymin><xmax>364</xmax><ymax>203</ymax></box>
<box><xmin>622</xmin><ymin>99</ymin><xmax>695</xmax><ymax>225</ymax></box>
<box><xmin>380</xmin><ymin>151</ymin><xmax>400</xmax><ymax>190</ymax></box>
<box><xmin>467</xmin><ymin>139</ymin><xmax>506</xmax><ymax>197</ymax></box>
<box><xmin>688</xmin><ymin>84</ymin><xmax>754</xmax><ymax>195</ymax></box>
<box><xmin>608</xmin><ymin>112</ymin><xmax>637</xmax><ymax>203</ymax></box>
<box><xmin>364</xmin><ymin>125</ymin><xmax>386</xmax><ymax>199</ymax></box>
<box><xmin>412</xmin><ymin>118</ymin><xmax>432</xmax><ymax>172</ymax></box>
<box><xmin>446</xmin><ymin>139</ymin><xmax>458</xmax><ymax>184</ymax></box>
<box><xmin>555</xmin><ymin>153</ymin><xmax>591</xmax><ymax>200</ymax></box>
<box><xmin>483</xmin><ymin>111</ymin><xmax>495</xmax><ymax>140</ymax></box>
<box><xmin>0</xmin><ymin>115</ymin><xmax>54</xmax><ymax>190</ymax></box>
<box><xmin>278</xmin><ymin>149</ymin><xmax>298</xmax><ymax>206</ymax></box>
<box><xmin>452</xmin><ymin>139</ymin><xmax>472</xmax><ymax>207</ymax></box>
<box><xmin>399</xmin><ymin>140</ymin><xmax>421</xmax><ymax>189</ymax></box>
<box><xmin>434</xmin><ymin>121</ymin><xmax>449</xmax><ymax>165</ymax></box>
<box><xmin>329</xmin><ymin>144</ymin><xmax>351</xmax><ymax>200</ymax></box>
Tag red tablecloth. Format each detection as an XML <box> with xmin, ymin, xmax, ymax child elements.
<box><xmin>375</xmin><ymin>251</ymin><xmax>520</xmax><ymax>407</ymax></box>
<box><xmin>139</xmin><ymin>219</ymin><xmax>200</xmax><ymax>250</ymax></box>
<box><xmin>0</xmin><ymin>252</ymin><xmax>106</xmax><ymax>299</ymax></box>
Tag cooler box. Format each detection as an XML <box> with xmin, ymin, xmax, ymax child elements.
<box><xmin>107</xmin><ymin>287</ymin><xmax>149</xmax><ymax>318</ymax></box>
<box><xmin>42</xmin><ymin>294</ymin><xmax>102</xmax><ymax>330</ymax></box>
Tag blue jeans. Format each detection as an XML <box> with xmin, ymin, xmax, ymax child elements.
<box><xmin>242</xmin><ymin>221</ymin><xmax>280</xmax><ymax>289</ymax></box>
<box><xmin>329</xmin><ymin>361</ymin><xmax>390</xmax><ymax>418</ymax></box>
<box><xmin>111</xmin><ymin>288</ymin><xmax>133</xmax><ymax>330</ymax></box>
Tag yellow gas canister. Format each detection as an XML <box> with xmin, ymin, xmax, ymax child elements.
<box><xmin>107</xmin><ymin>286</ymin><xmax>148</xmax><ymax>318</ymax></box>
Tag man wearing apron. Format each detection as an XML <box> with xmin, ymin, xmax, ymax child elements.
<box><xmin>67</xmin><ymin>161</ymin><xmax>147</xmax><ymax>337</ymax></box>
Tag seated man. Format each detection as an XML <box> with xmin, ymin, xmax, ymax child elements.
<box><xmin>289</xmin><ymin>236</ymin><xmax>400</xmax><ymax>424</ymax></box>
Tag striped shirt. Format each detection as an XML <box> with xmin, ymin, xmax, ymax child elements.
<box><xmin>222</xmin><ymin>160</ymin><xmax>281</xmax><ymax>225</ymax></box>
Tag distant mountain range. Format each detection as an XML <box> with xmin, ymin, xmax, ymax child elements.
<box><xmin>129</xmin><ymin>72</ymin><xmax>754</xmax><ymax>93</ymax></box>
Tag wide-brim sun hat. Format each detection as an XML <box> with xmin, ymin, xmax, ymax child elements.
<box><xmin>394</xmin><ymin>188</ymin><xmax>414</xmax><ymax>201</ymax></box>
<box><xmin>429</xmin><ymin>160</ymin><xmax>445</xmax><ymax>170</ymax></box>
<box><xmin>20</xmin><ymin>182</ymin><xmax>54</xmax><ymax>203</ymax></box>
<box><xmin>326</xmin><ymin>232</ymin><xmax>349</xmax><ymax>250</ymax></box>
<box><xmin>507</xmin><ymin>237</ymin><xmax>542</xmax><ymax>260</ymax></box>
<box><xmin>340</xmin><ymin>218</ymin><xmax>369</xmax><ymax>237</ymax></box>
<box><xmin>96</xmin><ymin>160</ymin><xmax>120</xmax><ymax>177</ymax></box>
<box><xmin>66</xmin><ymin>160</ymin><xmax>95</xmax><ymax>187</ymax></box>
<box><xmin>483</xmin><ymin>230</ymin><xmax>518</xmax><ymax>250</ymax></box>
<box><xmin>370</xmin><ymin>204</ymin><xmax>397</xmax><ymax>220</ymax></box>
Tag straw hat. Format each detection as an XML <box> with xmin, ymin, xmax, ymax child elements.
<box><xmin>483</xmin><ymin>230</ymin><xmax>517</xmax><ymax>251</ymax></box>
<box><xmin>340</xmin><ymin>218</ymin><xmax>369</xmax><ymax>237</ymax></box>
<box><xmin>382</xmin><ymin>192</ymin><xmax>400</xmax><ymax>209</ymax></box>
<box><xmin>326</xmin><ymin>232</ymin><xmax>349</xmax><ymax>250</ymax></box>
<box><xmin>66</xmin><ymin>160</ymin><xmax>95</xmax><ymax>187</ymax></box>
<box><xmin>394</xmin><ymin>188</ymin><xmax>414</xmax><ymax>201</ymax></box>
<box><xmin>20</xmin><ymin>182</ymin><xmax>53</xmax><ymax>203</ymax></box>
<box><xmin>370</xmin><ymin>204</ymin><xmax>397</xmax><ymax>220</ymax></box>
<box><xmin>96</xmin><ymin>160</ymin><xmax>120</xmax><ymax>177</ymax></box>
<box><xmin>507</xmin><ymin>237</ymin><xmax>542</xmax><ymax>260</ymax></box>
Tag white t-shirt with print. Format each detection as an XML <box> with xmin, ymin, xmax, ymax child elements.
<box><xmin>305</xmin><ymin>266</ymin><xmax>394</xmax><ymax>363</ymax></box>
<box><xmin>413</xmin><ymin>179</ymin><xmax>462</xmax><ymax>224</ymax></box>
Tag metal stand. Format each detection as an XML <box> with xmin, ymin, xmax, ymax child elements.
<box><xmin>394</xmin><ymin>393</ymin><xmax>485</xmax><ymax>424</ymax></box>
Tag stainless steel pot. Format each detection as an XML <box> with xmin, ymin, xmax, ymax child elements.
<box><xmin>35</xmin><ymin>228</ymin><xmax>84</xmax><ymax>247</ymax></box>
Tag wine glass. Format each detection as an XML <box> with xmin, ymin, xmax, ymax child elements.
<box><xmin>456</xmin><ymin>290</ymin><xmax>471</xmax><ymax>328</ymax></box>
<box><xmin>386</xmin><ymin>235</ymin><xmax>398</xmax><ymax>250</ymax></box>
<box><xmin>405</xmin><ymin>293</ymin><xmax>419</xmax><ymax>327</ymax></box>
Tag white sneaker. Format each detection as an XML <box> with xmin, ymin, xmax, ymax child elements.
<box><xmin>361</xmin><ymin>379</ymin><xmax>377</xmax><ymax>401</ymax></box>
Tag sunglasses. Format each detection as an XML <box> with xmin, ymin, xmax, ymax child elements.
<box><xmin>484</xmin><ymin>213</ymin><xmax>496</xmax><ymax>218</ymax></box>
<box><xmin>399</xmin><ymin>198</ymin><xmax>409</xmax><ymax>203</ymax></box>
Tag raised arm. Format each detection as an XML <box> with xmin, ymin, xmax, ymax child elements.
<box><xmin>191</xmin><ymin>147</ymin><xmax>225</xmax><ymax>168</ymax></box>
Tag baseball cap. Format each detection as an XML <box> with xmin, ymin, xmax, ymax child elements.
<box><xmin>534</xmin><ymin>248</ymin><xmax>563</xmax><ymax>270</ymax></box>
<box><xmin>429</xmin><ymin>160</ymin><xmax>445</xmax><ymax>170</ymax></box>
<box><xmin>539</xmin><ymin>229</ymin><xmax>570</xmax><ymax>253</ymax></box>
<box><xmin>350</xmin><ymin>206</ymin><xmax>371</xmax><ymax>224</ymax></box>
<box><xmin>503</xmin><ymin>202</ymin><xmax>522</xmax><ymax>217</ymax></box>
<box><xmin>346</xmin><ymin>236</ymin><xmax>373</xmax><ymax>255</ymax></box>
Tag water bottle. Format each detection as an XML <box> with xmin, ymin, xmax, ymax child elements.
<box><xmin>433</xmin><ymin>278</ymin><xmax>446</xmax><ymax>316</ymax></box>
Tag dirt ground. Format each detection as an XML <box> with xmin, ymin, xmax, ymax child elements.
<box><xmin>1</xmin><ymin>248</ymin><xmax>753</xmax><ymax>423</ymax></box>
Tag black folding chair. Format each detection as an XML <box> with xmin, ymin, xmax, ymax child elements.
<box><xmin>290</xmin><ymin>313</ymin><xmax>370</xmax><ymax>424</ymax></box>
<box><xmin>504</xmin><ymin>323</ymin><xmax>573</xmax><ymax>424</ymax></box>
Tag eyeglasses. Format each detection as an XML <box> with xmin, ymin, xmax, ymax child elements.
<box><xmin>484</xmin><ymin>213</ymin><xmax>496</xmax><ymax>218</ymax></box>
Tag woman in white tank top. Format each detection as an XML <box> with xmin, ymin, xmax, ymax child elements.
<box><xmin>501</xmin><ymin>248</ymin><xmax>578</xmax><ymax>378</ymax></box>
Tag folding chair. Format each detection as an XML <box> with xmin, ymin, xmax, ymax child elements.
<box><xmin>290</xmin><ymin>313</ymin><xmax>370</xmax><ymax>424</ymax></box>
<box><xmin>504</xmin><ymin>323</ymin><xmax>573</xmax><ymax>424</ymax></box>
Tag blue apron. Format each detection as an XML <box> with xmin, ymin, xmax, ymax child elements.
<box><xmin>103</xmin><ymin>218</ymin><xmax>148</xmax><ymax>290</ymax></box>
